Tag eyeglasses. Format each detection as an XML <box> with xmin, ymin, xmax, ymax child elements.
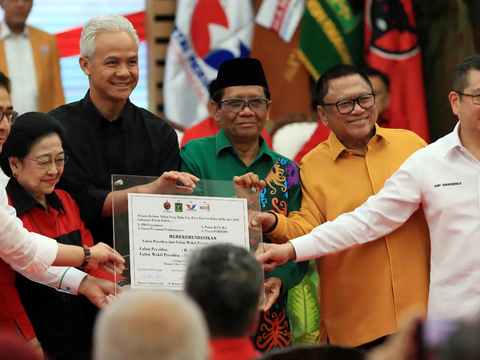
<box><xmin>321</xmin><ymin>93</ymin><xmax>376</xmax><ymax>114</ymax></box>
<box><xmin>23</xmin><ymin>154</ymin><xmax>69</xmax><ymax>169</ymax></box>
<box><xmin>453</xmin><ymin>91</ymin><xmax>480</xmax><ymax>105</ymax></box>
<box><xmin>0</xmin><ymin>108</ymin><xmax>18</xmax><ymax>125</ymax></box>
<box><xmin>217</xmin><ymin>98</ymin><xmax>269</xmax><ymax>113</ymax></box>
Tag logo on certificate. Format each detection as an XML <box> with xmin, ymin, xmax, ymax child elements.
<box><xmin>186</xmin><ymin>204</ymin><xmax>197</xmax><ymax>211</ymax></box>
<box><xmin>200</xmin><ymin>205</ymin><xmax>210</xmax><ymax>211</ymax></box>
<box><xmin>164</xmin><ymin>201</ymin><xmax>171</xmax><ymax>210</ymax></box>
<box><xmin>175</xmin><ymin>203</ymin><xmax>183</xmax><ymax>212</ymax></box>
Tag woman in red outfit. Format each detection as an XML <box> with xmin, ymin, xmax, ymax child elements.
<box><xmin>0</xmin><ymin>112</ymin><xmax>114</xmax><ymax>360</ymax></box>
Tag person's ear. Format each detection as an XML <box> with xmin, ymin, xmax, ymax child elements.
<box><xmin>212</xmin><ymin>102</ymin><xmax>221</xmax><ymax>124</ymax></box>
<box><xmin>8</xmin><ymin>157</ymin><xmax>20</xmax><ymax>177</ymax></box>
<box><xmin>265</xmin><ymin>101</ymin><xmax>273</xmax><ymax>122</ymax></box>
<box><xmin>317</xmin><ymin>105</ymin><xmax>329</xmax><ymax>127</ymax></box>
<box><xmin>449</xmin><ymin>91</ymin><xmax>461</xmax><ymax>116</ymax></box>
<box><xmin>79</xmin><ymin>56</ymin><xmax>92</xmax><ymax>76</ymax></box>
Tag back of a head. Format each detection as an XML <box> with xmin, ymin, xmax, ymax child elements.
<box><xmin>316</xmin><ymin>64</ymin><xmax>373</xmax><ymax>104</ymax></box>
<box><xmin>361</xmin><ymin>67</ymin><xmax>390</xmax><ymax>93</ymax></box>
<box><xmin>258</xmin><ymin>345</ymin><xmax>365</xmax><ymax>360</ymax></box>
<box><xmin>80</xmin><ymin>14</ymin><xmax>140</xmax><ymax>62</ymax></box>
<box><xmin>93</xmin><ymin>291</ymin><xmax>209</xmax><ymax>360</ymax></box>
<box><xmin>452</xmin><ymin>54</ymin><xmax>480</xmax><ymax>93</ymax></box>
<box><xmin>0</xmin><ymin>112</ymin><xmax>66</xmax><ymax>176</ymax></box>
<box><xmin>184</xmin><ymin>244</ymin><xmax>264</xmax><ymax>338</ymax></box>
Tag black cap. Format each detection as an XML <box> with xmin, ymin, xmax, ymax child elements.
<box><xmin>208</xmin><ymin>80</ymin><xmax>217</xmax><ymax>99</ymax></box>
<box><xmin>215</xmin><ymin>58</ymin><xmax>269</xmax><ymax>92</ymax></box>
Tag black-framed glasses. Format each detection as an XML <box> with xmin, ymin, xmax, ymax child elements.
<box><xmin>0</xmin><ymin>108</ymin><xmax>18</xmax><ymax>125</ymax></box>
<box><xmin>453</xmin><ymin>90</ymin><xmax>480</xmax><ymax>105</ymax></box>
<box><xmin>217</xmin><ymin>98</ymin><xmax>269</xmax><ymax>113</ymax></box>
<box><xmin>23</xmin><ymin>154</ymin><xmax>69</xmax><ymax>169</ymax></box>
<box><xmin>321</xmin><ymin>93</ymin><xmax>376</xmax><ymax>114</ymax></box>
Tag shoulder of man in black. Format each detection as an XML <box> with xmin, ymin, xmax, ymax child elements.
<box><xmin>48</xmin><ymin>98</ymin><xmax>180</xmax><ymax>171</ymax></box>
<box><xmin>135</xmin><ymin>105</ymin><xmax>178</xmax><ymax>139</ymax></box>
<box><xmin>48</xmin><ymin>99</ymin><xmax>177</xmax><ymax>137</ymax></box>
<box><xmin>48</xmin><ymin>100</ymin><xmax>83</xmax><ymax>123</ymax></box>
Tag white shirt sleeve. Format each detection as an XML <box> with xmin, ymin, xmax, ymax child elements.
<box><xmin>0</xmin><ymin>187</ymin><xmax>58</xmax><ymax>274</ymax></box>
<box><xmin>291</xmin><ymin>153</ymin><xmax>423</xmax><ymax>262</ymax></box>
<box><xmin>12</xmin><ymin>265</ymin><xmax>88</xmax><ymax>295</ymax></box>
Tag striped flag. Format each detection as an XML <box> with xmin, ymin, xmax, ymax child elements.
<box><xmin>298</xmin><ymin>0</ymin><xmax>364</xmax><ymax>80</ymax></box>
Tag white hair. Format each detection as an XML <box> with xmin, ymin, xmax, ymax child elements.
<box><xmin>80</xmin><ymin>14</ymin><xmax>140</xmax><ymax>62</ymax></box>
<box><xmin>93</xmin><ymin>291</ymin><xmax>209</xmax><ymax>360</ymax></box>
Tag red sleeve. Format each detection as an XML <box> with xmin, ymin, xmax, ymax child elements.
<box><xmin>293</xmin><ymin>123</ymin><xmax>330</xmax><ymax>164</ymax></box>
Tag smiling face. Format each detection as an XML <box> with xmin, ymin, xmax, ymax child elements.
<box><xmin>9</xmin><ymin>134</ymin><xmax>65</xmax><ymax>202</ymax></box>
<box><xmin>80</xmin><ymin>30</ymin><xmax>139</xmax><ymax>104</ymax></box>
<box><xmin>318</xmin><ymin>74</ymin><xmax>378</xmax><ymax>148</ymax></box>
<box><xmin>0</xmin><ymin>86</ymin><xmax>12</xmax><ymax>153</ymax></box>
<box><xmin>213</xmin><ymin>85</ymin><xmax>272</xmax><ymax>144</ymax></box>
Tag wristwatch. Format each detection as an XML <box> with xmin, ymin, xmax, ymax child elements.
<box><xmin>81</xmin><ymin>245</ymin><xmax>91</xmax><ymax>268</ymax></box>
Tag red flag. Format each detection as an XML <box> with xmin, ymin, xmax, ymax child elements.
<box><xmin>364</xmin><ymin>0</ymin><xmax>430</xmax><ymax>142</ymax></box>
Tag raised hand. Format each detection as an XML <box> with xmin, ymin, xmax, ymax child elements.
<box><xmin>87</xmin><ymin>243</ymin><xmax>125</xmax><ymax>276</ymax></box>
<box><xmin>263</xmin><ymin>277</ymin><xmax>282</xmax><ymax>312</ymax></box>
<box><xmin>143</xmin><ymin>171</ymin><xmax>200</xmax><ymax>195</ymax></box>
<box><xmin>78</xmin><ymin>275</ymin><xmax>124</xmax><ymax>309</ymax></box>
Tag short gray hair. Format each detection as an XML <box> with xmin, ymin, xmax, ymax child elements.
<box><xmin>80</xmin><ymin>14</ymin><xmax>140</xmax><ymax>62</ymax></box>
<box><xmin>184</xmin><ymin>244</ymin><xmax>263</xmax><ymax>338</ymax></box>
<box><xmin>93</xmin><ymin>290</ymin><xmax>209</xmax><ymax>360</ymax></box>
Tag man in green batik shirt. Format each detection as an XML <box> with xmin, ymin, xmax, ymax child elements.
<box><xmin>180</xmin><ymin>58</ymin><xmax>308</xmax><ymax>353</ymax></box>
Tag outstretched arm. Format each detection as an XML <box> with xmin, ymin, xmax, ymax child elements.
<box><xmin>257</xmin><ymin>155</ymin><xmax>423</xmax><ymax>267</ymax></box>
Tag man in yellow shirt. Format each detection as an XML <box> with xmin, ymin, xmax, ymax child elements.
<box><xmin>253</xmin><ymin>64</ymin><xmax>430</xmax><ymax>349</ymax></box>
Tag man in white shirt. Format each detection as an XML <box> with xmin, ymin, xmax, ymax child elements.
<box><xmin>255</xmin><ymin>54</ymin><xmax>480</xmax><ymax>320</ymax></box>
<box><xmin>0</xmin><ymin>0</ymin><xmax>65</xmax><ymax>114</ymax></box>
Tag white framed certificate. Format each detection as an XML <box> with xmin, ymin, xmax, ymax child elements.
<box><xmin>127</xmin><ymin>193</ymin><xmax>249</xmax><ymax>290</ymax></box>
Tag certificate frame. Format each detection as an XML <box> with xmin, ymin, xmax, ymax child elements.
<box><xmin>111</xmin><ymin>175</ymin><xmax>264</xmax><ymax>291</ymax></box>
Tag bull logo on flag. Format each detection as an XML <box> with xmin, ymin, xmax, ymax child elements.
<box><xmin>364</xmin><ymin>0</ymin><xmax>430</xmax><ymax>143</ymax></box>
<box><xmin>367</xmin><ymin>0</ymin><xmax>419</xmax><ymax>58</ymax></box>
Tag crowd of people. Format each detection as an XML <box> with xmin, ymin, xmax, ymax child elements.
<box><xmin>0</xmin><ymin>2</ymin><xmax>479</xmax><ymax>360</ymax></box>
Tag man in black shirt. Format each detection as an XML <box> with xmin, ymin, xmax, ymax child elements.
<box><xmin>50</xmin><ymin>14</ymin><xmax>197</xmax><ymax>247</ymax></box>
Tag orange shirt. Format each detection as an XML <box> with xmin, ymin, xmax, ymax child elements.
<box><xmin>293</xmin><ymin>110</ymin><xmax>409</xmax><ymax>164</ymax></box>
<box><xmin>270</xmin><ymin>125</ymin><xmax>430</xmax><ymax>346</ymax></box>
